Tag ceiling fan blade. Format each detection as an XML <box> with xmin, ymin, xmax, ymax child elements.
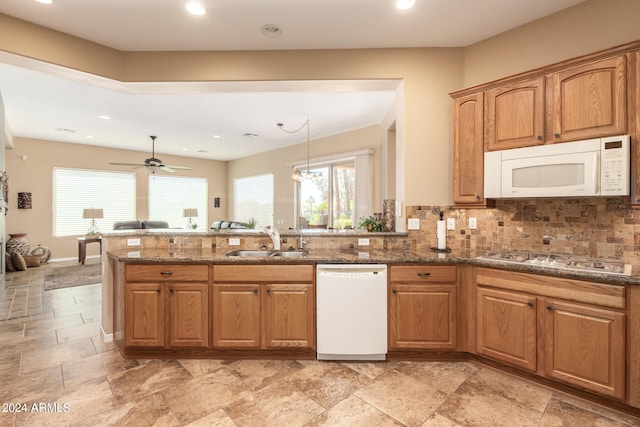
<box><xmin>110</xmin><ymin>162</ymin><xmax>147</xmax><ymax>167</ymax></box>
<box><xmin>160</xmin><ymin>165</ymin><xmax>175</xmax><ymax>173</ymax></box>
<box><xmin>164</xmin><ymin>165</ymin><xmax>193</xmax><ymax>170</ymax></box>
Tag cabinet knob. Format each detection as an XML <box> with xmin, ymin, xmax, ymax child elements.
<box><xmin>156</xmin><ymin>289</ymin><xmax>161</xmax><ymax>293</ymax></box>
<box><xmin>546</xmin><ymin>305</ymin><xmax>553</xmax><ymax>311</ymax></box>
<box><xmin>266</xmin><ymin>288</ymin><xmax>271</xmax><ymax>294</ymax></box>
<box><xmin>169</xmin><ymin>288</ymin><xmax>174</xmax><ymax>293</ymax></box>
<box><xmin>417</xmin><ymin>272</ymin><xmax>431</xmax><ymax>277</ymax></box>
<box><xmin>160</xmin><ymin>271</ymin><xmax>173</xmax><ymax>277</ymax></box>
<box><xmin>527</xmin><ymin>302</ymin><xmax>534</xmax><ymax>307</ymax></box>
<box><xmin>392</xmin><ymin>289</ymin><xmax>397</xmax><ymax>294</ymax></box>
<box><xmin>554</xmin><ymin>133</ymin><xmax>560</xmax><ymax>138</ymax></box>
<box><xmin>253</xmin><ymin>289</ymin><xmax>258</xmax><ymax>294</ymax></box>
<box><xmin>475</xmin><ymin>195</ymin><xmax>481</xmax><ymax>200</ymax></box>
<box><xmin>536</xmin><ymin>135</ymin><xmax>543</xmax><ymax>141</ymax></box>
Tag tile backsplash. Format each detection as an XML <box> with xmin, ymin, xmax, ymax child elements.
<box><xmin>406</xmin><ymin>197</ymin><xmax>639</xmax><ymax>269</ymax></box>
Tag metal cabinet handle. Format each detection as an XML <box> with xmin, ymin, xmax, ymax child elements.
<box><xmin>554</xmin><ymin>133</ymin><xmax>560</xmax><ymax>138</ymax></box>
<box><xmin>546</xmin><ymin>305</ymin><xmax>553</xmax><ymax>311</ymax></box>
<box><xmin>169</xmin><ymin>288</ymin><xmax>174</xmax><ymax>293</ymax></box>
<box><xmin>266</xmin><ymin>288</ymin><xmax>271</xmax><ymax>294</ymax></box>
<box><xmin>527</xmin><ymin>302</ymin><xmax>534</xmax><ymax>307</ymax></box>
<box><xmin>537</xmin><ymin>135</ymin><xmax>543</xmax><ymax>140</ymax></box>
<box><xmin>392</xmin><ymin>289</ymin><xmax>397</xmax><ymax>294</ymax></box>
<box><xmin>253</xmin><ymin>289</ymin><xmax>258</xmax><ymax>294</ymax></box>
<box><xmin>160</xmin><ymin>271</ymin><xmax>173</xmax><ymax>277</ymax></box>
<box><xmin>155</xmin><ymin>289</ymin><xmax>161</xmax><ymax>293</ymax></box>
<box><xmin>417</xmin><ymin>272</ymin><xmax>431</xmax><ymax>278</ymax></box>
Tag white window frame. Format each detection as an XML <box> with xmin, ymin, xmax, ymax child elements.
<box><xmin>233</xmin><ymin>173</ymin><xmax>274</xmax><ymax>228</ymax></box>
<box><xmin>148</xmin><ymin>175</ymin><xmax>208</xmax><ymax>229</ymax></box>
<box><xmin>53</xmin><ymin>167</ymin><xmax>136</xmax><ymax>237</ymax></box>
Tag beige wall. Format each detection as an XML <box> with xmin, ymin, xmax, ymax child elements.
<box><xmin>228</xmin><ymin>125</ymin><xmax>382</xmax><ymax>230</ymax></box>
<box><xmin>5</xmin><ymin>138</ymin><xmax>226</xmax><ymax>259</ymax></box>
<box><xmin>1</xmin><ymin>0</ymin><xmax>640</xmax><ymax>247</ymax></box>
<box><xmin>462</xmin><ymin>0</ymin><xmax>640</xmax><ymax>86</ymax></box>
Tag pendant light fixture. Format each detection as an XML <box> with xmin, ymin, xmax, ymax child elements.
<box><xmin>277</xmin><ymin>116</ymin><xmax>323</xmax><ymax>182</ymax></box>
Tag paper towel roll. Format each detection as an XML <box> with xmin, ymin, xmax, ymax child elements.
<box><xmin>437</xmin><ymin>220</ymin><xmax>446</xmax><ymax>250</ymax></box>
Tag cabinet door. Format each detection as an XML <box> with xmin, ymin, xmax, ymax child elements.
<box><xmin>453</xmin><ymin>92</ymin><xmax>485</xmax><ymax>206</ymax></box>
<box><xmin>549</xmin><ymin>55</ymin><xmax>627</xmax><ymax>142</ymax></box>
<box><xmin>485</xmin><ymin>77</ymin><xmax>545</xmax><ymax>150</ymax></box>
<box><xmin>212</xmin><ymin>284</ymin><xmax>261</xmax><ymax>348</ymax></box>
<box><xmin>264</xmin><ymin>284</ymin><xmax>315</xmax><ymax>349</ymax></box>
<box><xmin>124</xmin><ymin>283</ymin><xmax>164</xmax><ymax>347</ymax></box>
<box><xmin>543</xmin><ymin>299</ymin><xmax>625</xmax><ymax>399</ymax></box>
<box><xmin>168</xmin><ymin>283</ymin><xmax>209</xmax><ymax>347</ymax></box>
<box><xmin>476</xmin><ymin>287</ymin><xmax>536</xmax><ymax>371</ymax></box>
<box><xmin>389</xmin><ymin>283</ymin><xmax>457</xmax><ymax>349</ymax></box>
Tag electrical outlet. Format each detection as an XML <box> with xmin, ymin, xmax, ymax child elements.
<box><xmin>127</xmin><ymin>238</ymin><xmax>141</xmax><ymax>246</ymax></box>
<box><xmin>446</xmin><ymin>218</ymin><xmax>455</xmax><ymax>230</ymax></box>
<box><xmin>358</xmin><ymin>238</ymin><xmax>370</xmax><ymax>246</ymax></box>
<box><xmin>469</xmin><ymin>217</ymin><xmax>477</xmax><ymax>229</ymax></box>
<box><xmin>228</xmin><ymin>238</ymin><xmax>240</xmax><ymax>246</ymax></box>
<box><xmin>407</xmin><ymin>218</ymin><xmax>420</xmax><ymax>230</ymax></box>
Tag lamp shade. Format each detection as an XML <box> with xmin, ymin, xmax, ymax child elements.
<box><xmin>83</xmin><ymin>208</ymin><xmax>104</xmax><ymax>219</ymax></box>
<box><xmin>183</xmin><ymin>208</ymin><xmax>198</xmax><ymax>217</ymax></box>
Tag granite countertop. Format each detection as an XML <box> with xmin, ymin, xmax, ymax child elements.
<box><xmin>106</xmin><ymin>247</ymin><xmax>640</xmax><ymax>286</ymax></box>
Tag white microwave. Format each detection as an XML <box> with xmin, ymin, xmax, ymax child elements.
<box><xmin>484</xmin><ymin>136</ymin><xmax>630</xmax><ymax>198</ymax></box>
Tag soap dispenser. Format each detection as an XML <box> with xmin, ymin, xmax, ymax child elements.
<box><xmin>436</xmin><ymin>211</ymin><xmax>446</xmax><ymax>250</ymax></box>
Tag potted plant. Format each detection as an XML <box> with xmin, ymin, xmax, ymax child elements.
<box><xmin>246</xmin><ymin>217</ymin><xmax>257</xmax><ymax>229</ymax></box>
<box><xmin>358</xmin><ymin>215</ymin><xmax>382</xmax><ymax>232</ymax></box>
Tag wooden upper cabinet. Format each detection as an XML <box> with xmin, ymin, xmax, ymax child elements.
<box><xmin>485</xmin><ymin>77</ymin><xmax>545</xmax><ymax>151</ymax></box>
<box><xmin>453</xmin><ymin>92</ymin><xmax>485</xmax><ymax>206</ymax></box>
<box><xmin>548</xmin><ymin>55</ymin><xmax>627</xmax><ymax>142</ymax></box>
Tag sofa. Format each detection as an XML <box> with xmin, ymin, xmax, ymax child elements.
<box><xmin>210</xmin><ymin>220</ymin><xmax>249</xmax><ymax>229</ymax></box>
<box><xmin>113</xmin><ymin>220</ymin><xmax>170</xmax><ymax>230</ymax></box>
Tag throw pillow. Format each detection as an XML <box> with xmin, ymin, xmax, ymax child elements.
<box><xmin>5</xmin><ymin>253</ymin><xmax>15</xmax><ymax>272</ymax></box>
<box><xmin>24</xmin><ymin>255</ymin><xmax>42</xmax><ymax>268</ymax></box>
<box><xmin>11</xmin><ymin>252</ymin><xmax>27</xmax><ymax>271</ymax></box>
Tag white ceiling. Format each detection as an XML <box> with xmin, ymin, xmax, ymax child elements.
<box><xmin>0</xmin><ymin>0</ymin><xmax>586</xmax><ymax>163</ymax></box>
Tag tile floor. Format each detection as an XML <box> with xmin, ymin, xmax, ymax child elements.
<box><xmin>1</xmin><ymin>261</ymin><xmax>640</xmax><ymax>426</ymax></box>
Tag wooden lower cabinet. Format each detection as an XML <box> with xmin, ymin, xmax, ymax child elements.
<box><xmin>212</xmin><ymin>265</ymin><xmax>315</xmax><ymax>350</ymax></box>
<box><xmin>476</xmin><ymin>287</ymin><xmax>537</xmax><ymax>371</ymax></box>
<box><xmin>475</xmin><ymin>268</ymin><xmax>626</xmax><ymax>400</ymax></box>
<box><xmin>543</xmin><ymin>298</ymin><xmax>625</xmax><ymax>399</ymax></box>
<box><xmin>123</xmin><ymin>264</ymin><xmax>209</xmax><ymax>349</ymax></box>
<box><xmin>125</xmin><ymin>282</ymin><xmax>165</xmax><ymax>347</ymax></box>
<box><xmin>389</xmin><ymin>265</ymin><xmax>457</xmax><ymax>350</ymax></box>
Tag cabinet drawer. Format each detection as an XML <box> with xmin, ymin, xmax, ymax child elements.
<box><xmin>213</xmin><ymin>264</ymin><xmax>314</xmax><ymax>282</ymax></box>
<box><xmin>390</xmin><ymin>265</ymin><xmax>456</xmax><ymax>283</ymax></box>
<box><xmin>126</xmin><ymin>264</ymin><xmax>209</xmax><ymax>282</ymax></box>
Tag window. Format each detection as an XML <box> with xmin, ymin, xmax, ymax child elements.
<box><xmin>233</xmin><ymin>173</ymin><xmax>273</xmax><ymax>228</ymax></box>
<box><xmin>297</xmin><ymin>162</ymin><xmax>355</xmax><ymax>229</ymax></box>
<box><xmin>53</xmin><ymin>168</ymin><xmax>135</xmax><ymax>237</ymax></box>
<box><xmin>148</xmin><ymin>175</ymin><xmax>208</xmax><ymax>229</ymax></box>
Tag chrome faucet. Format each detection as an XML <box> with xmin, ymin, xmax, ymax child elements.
<box><xmin>262</xmin><ymin>226</ymin><xmax>281</xmax><ymax>250</ymax></box>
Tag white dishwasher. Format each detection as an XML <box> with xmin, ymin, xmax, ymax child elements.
<box><xmin>316</xmin><ymin>264</ymin><xmax>388</xmax><ymax>361</ymax></box>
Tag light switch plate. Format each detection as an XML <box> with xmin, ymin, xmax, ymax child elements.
<box><xmin>127</xmin><ymin>238</ymin><xmax>141</xmax><ymax>246</ymax></box>
<box><xmin>407</xmin><ymin>218</ymin><xmax>420</xmax><ymax>230</ymax></box>
<box><xmin>469</xmin><ymin>217</ymin><xmax>477</xmax><ymax>229</ymax></box>
<box><xmin>228</xmin><ymin>238</ymin><xmax>240</xmax><ymax>246</ymax></box>
<box><xmin>447</xmin><ymin>218</ymin><xmax>455</xmax><ymax>230</ymax></box>
<box><xmin>358</xmin><ymin>238</ymin><xmax>370</xmax><ymax>246</ymax></box>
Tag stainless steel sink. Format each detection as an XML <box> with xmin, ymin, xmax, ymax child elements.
<box><xmin>225</xmin><ymin>249</ymin><xmax>308</xmax><ymax>258</ymax></box>
<box><xmin>271</xmin><ymin>250</ymin><xmax>308</xmax><ymax>258</ymax></box>
<box><xmin>226</xmin><ymin>250</ymin><xmax>275</xmax><ymax>257</ymax></box>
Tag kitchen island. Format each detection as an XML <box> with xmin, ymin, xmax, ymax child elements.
<box><xmin>102</xmin><ymin>230</ymin><xmax>640</xmax><ymax>415</ymax></box>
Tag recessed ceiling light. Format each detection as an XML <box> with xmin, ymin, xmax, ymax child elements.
<box><xmin>261</xmin><ymin>24</ymin><xmax>282</xmax><ymax>38</ymax></box>
<box><xmin>35</xmin><ymin>0</ymin><xmax>53</xmax><ymax>5</ymax></box>
<box><xmin>212</xmin><ymin>134</ymin><xmax>221</xmax><ymax>139</ymax></box>
<box><xmin>395</xmin><ymin>0</ymin><xmax>415</xmax><ymax>10</ymax></box>
<box><xmin>86</xmin><ymin>135</ymin><xmax>95</xmax><ymax>139</ymax></box>
<box><xmin>98</xmin><ymin>115</ymin><xmax>111</xmax><ymax>120</ymax></box>
<box><xmin>185</xmin><ymin>1</ymin><xmax>206</xmax><ymax>16</ymax></box>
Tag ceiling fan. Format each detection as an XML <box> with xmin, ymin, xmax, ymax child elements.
<box><xmin>110</xmin><ymin>136</ymin><xmax>193</xmax><ymax>173</ymax></box>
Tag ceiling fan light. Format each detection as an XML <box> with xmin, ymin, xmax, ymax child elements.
<box><xmin>185</xmin><ymin>1</ymin><xmax>206</xmax><ymax>16</ymax></box>
<box><xmin>395</xmin><ymin>0</ymin><xmax>415</xmax><ymax>10</ymax></box>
